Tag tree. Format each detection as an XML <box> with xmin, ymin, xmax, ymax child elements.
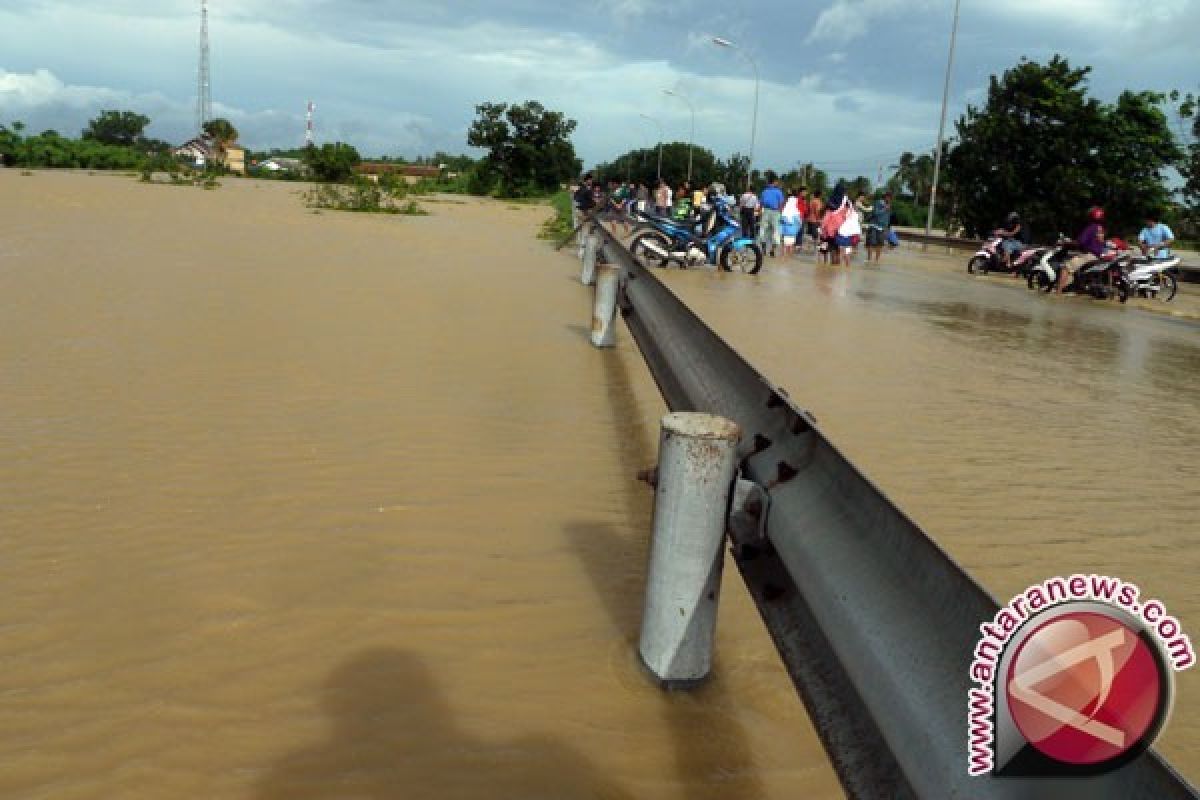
<box><xmin>717</xmin><ymin>152</ymin><xmax>751</xmax><ymax>191</ymax></box>
<box><xmin>302</xmin><ymin>142</ymin><xmax>361</xmax><ymax>182</ymax></box>
<box><xmin>1097</xmin><ymin>90</ymin><xmax>1181</xmax><ymax>228</ymax></box>
<box><xmin>594</xmin><ymin>143</ymin><xmax>719</xmax><ymax>188</ymax></box>
<box><xmin>780</xmin><ymin>163</ymin><xmax>827</xmax><ymax>194</ymax></box>
<box><xmin>944</xmin><ymin>56</ymin><xmax>1179</xmax><ymax>238</ymax></box>
<box><xmin>83</xmin><ymin>110</ymin><xmax>149</xmax><ymax>147</ymax></box>
<box><xmin>1172</xmin><ymin>90</ymin><xmax>1199</xmax><ymax>231</ymax></box>
<box><xmin>0</xmin><ymin>120</ymin><xmax>24</xmax><ymax>166</ymax></box>
<box><xmin>466</xmin><ymin>101</ymin><xmax>581</xmax><ymax>196</ymax></box>
<box><xmin>846</xmin><ymin>175</ymin><xmax>873</xmax><ymax>198</ymax></box>
<box><xmin>891</xmin><ymin>151</ymin><xmax>936</xmax><ymax>213</ymax></box>
<box><xmin>203</xmin><ymin>118</ymin><xmax>239</xmax><ymax>145</ymax></box>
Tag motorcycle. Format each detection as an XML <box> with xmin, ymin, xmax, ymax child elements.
<box><xmin>1026</xmin><ymin>236</ymin><xmax>1073</xmax><ymax>291</ymax></box>
<box><xmin>629</xmin><ymin>197</ymin><xmax>764</xmax><ymax>274</ymax></box>
<box><xmin>1116</xmin><ymin>253</ymin><xmax>1181</xmax><ymax>302</ymax></box>
<box><xmin>1076</xmin><ymin>255</ymin><xmax>1130</xmax><ymax>301</ymax></box>
<box><xmin>1027</xmin><ymin>236</ymin><xmax>1130</xmax><ymax>300</ymax></box>
<box><xmin>968</xmin><ymin>232</ymin><xmax>1047</xmax><ymax>277</ymax></box>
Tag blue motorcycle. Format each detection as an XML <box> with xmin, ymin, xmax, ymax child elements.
<box><xmin>629</xmin><ymin>197</ymin><xmax>763</xmax><ymax>274</ymax></box>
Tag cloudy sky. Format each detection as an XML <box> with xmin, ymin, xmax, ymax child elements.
<box><xmin>1</xmin><ymin>0</ymin><xmax>1197</xmax><ymax>178</ymax></box>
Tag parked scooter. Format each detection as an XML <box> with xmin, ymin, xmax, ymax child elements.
<box><xmin>630</xmin><ymin>195</ymin><xmax>763</xmax><ymax>274</ymax></box>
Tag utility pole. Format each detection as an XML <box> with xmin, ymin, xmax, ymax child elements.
<box><xmin>926</xmin><ymin>0</ymin><xmax>961</xmax><ymax>236</ymax></box>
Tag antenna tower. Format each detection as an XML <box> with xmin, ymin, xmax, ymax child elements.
<box><xmin>196</xmin><ymin>0</ymin><xmax>212</xmax><ymax>134</ymax></box>
<box><xmin>305</xmin><ymin>101</ymin><xmax>315</xmax><ymax>146</ymax></box>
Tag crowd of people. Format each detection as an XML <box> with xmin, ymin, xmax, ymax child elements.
<box><xmin>571</xmin><ymin>171</ymin><xmax>900</xmax><ymax>266</ymax></box>
<box><xmin>737</xmin><ymin>172</ymin><xmax>897</xmax><ymax>265</ymax></box>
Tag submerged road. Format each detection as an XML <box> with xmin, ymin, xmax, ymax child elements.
<box><xmin>0</xmin><ymin>171</ymin><xmax>1196</xmax><ymax>798</ymax></box>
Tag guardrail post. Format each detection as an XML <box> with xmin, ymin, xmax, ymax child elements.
<box><xmin>581</xmin><ymin>225</ymin><xmax>599</xmax><ymax>286</ymax></box>
<box><xmin>590</xmin><ymin>264</ymin><xmax>619</xmax><ymax>348</ymax></box>
<box><xmin>639</xmin><ymin>412</ymin><xmax>741</xmax><ymax>688</ymax></box>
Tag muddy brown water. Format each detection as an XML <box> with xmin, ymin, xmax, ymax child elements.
<box><xmin>1</xmin><ymin>172</ymin><xmax>1196</xmax><ymax>798</ymax></box>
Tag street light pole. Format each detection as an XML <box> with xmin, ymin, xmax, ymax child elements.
<box><xmin>640</xmin><ymin>113</ymin><xmax>664</xmax><ymax>184</ymax></box>
<box><xmin>926</xmin><ymin>0</ymin><xmax>961</xmax><ymax>236</ymax></box>
<box><xmin>712</xmin><ymin>37</ymin><xmax>759</xmax><ymax>190</ymax></box>
<box><xmin>663</xmin><ymin>89</ymin><xmax>695</xmax><ymax>184</ymax></box>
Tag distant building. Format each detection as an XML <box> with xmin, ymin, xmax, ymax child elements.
<box><xmin>260</xmin><ymin>157</ymin><xmax>305</xmax><ymax>173</ymax></box>
<box><xmin>355</xmin><ymin>163</ymin><xmax>442</xmax><ymax>185</ymax></box>
<box><xmin>174</xmin><ymin>136</ymin><xmax>215</xmax><ymax>168</ymax></box>
<box><xmin>223</xmin><ymin>144</ymin><xmax>245</xmax><ymax>175</ymax></box>
<box><xmin>172</xmin><ymin>134</ymin><xmax>245</xmax><ymax>175</ymax></box>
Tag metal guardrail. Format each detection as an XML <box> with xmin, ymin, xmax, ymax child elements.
<box><xmin>587</xmin><ymin>222</ymin><xmax>1199</xmax><ymax>799</ymax></box>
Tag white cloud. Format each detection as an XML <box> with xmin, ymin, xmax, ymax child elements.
<box><xmin>807</xmin><ymin>0</ymin><xmax>931</xmax><ymax>45</ymax></box>
<box><xmin>1</xmin><ymin>68</ymin><xmax>123</xmax><ymax>109</ymax></box>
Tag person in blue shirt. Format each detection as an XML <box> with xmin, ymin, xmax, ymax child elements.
<box><xmin>758</xmin><ymin>173</ymin><xmax>786</xmax><ymax>258</ymax></box>
<box><xmin>1138</xmin><ymin>213</ymin><xmax>1174</xmax><ymax>259</ymax></box>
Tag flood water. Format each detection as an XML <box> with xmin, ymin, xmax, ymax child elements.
<box><xmin>1</xmin><ymin>173</ymin><xmax>1197</xmax><ymax>798</ymax></box>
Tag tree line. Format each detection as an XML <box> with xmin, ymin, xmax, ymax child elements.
<box><xmin>0</xmin><ymin>111</ymin><xmax>172</xmax><ymax>170</ymax></box>
<box><xmin>0</xmin><ymin>111</ymin><xmax>244</xmax><ymax>173</ymax></box>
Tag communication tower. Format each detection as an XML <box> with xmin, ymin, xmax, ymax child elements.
<box><xmin>196</xmin><ymin>0</ymin><xmax>212</xmax><ymax>134</ymax></box>
<box><xmin>305</xmin><ymin>101</ymin><xmax>315</xmax><ymax>146</ymax></box>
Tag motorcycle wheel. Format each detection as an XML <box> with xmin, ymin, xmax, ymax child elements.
<box><xmin>1027</xmin><ymin>270</ymin><xmax>1051</xmax><ymax>291</ymax></box>
<box><xmin>1157</xmin><ymin>273</ymin><xmax>1178</xmax><ymax>302</ymax></box>
<box><xmin>629</xmin><ymin>232</ymin><xmax>670</xmax><ymax>269</ymax></box>
<box><xmin>967</xmin><ymin>255</ymin><xmax>988</xmax><ymax>275</ymax></box>
<box><xmin>722</xmin><ymin>244</ymin><xmax>763</xmax><ymax>274</ymax></box>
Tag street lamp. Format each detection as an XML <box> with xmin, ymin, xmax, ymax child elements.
<box><xmin>640</xmin><ymin>113</ymin><xmax>664</xmax><ymax>184</ymax></box>
<box><xmin>712</xmin><ymin>36</ymin><xmax>759</xmax><ymax>190</ymax></box>
<box><xmin>926</xmin><ymin>0</ymin><xmax>961</xmax><ymax>236</ymax></box>
<box><xmin>662</xmin><ymin>88</ymin><xmax>695</xmax><ymax>183</ymax></box>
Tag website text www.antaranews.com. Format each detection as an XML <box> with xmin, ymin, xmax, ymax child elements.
<box><xmin>966</xmin><ymin>574</ymin><xmax>1195</xmax><ymax>776</ymax></box>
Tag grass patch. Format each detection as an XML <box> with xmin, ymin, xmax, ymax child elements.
<box><xmin>20</xmin><ymin>170</ymin><xmax>33</xmax><ymax>176</ymax></box>
<box><xmin>303</xmin><ymin>181</ymin><xmax>429</xmax><ymax>215</ymax></box>
<box><xmin>137</xmin><ymin>169</ymin><xmax>223</xmax><ymax>189</ymax></box>
<box><xmin>537</xmin><ymin>190</ymin><xmax>574</xmax><ymax>241</ymax></box>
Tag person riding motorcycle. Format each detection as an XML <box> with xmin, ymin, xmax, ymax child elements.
<box><xmin>1058</xmin><ymin>206</ymin><xmax>1106</xmax><ymax>294</ymax></box>
<box><xmin>1138</xmin><ymin>211</ymin><xmax>1175</xmax><ymax>259</ymax></box>
<box><xmin>995</xmin><ymin>212</ymin><xmax>1029</xmax><ymax>270</ymax></box>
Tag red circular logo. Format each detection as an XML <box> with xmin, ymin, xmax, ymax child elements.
<box><xmin>1005</xmin><ymin>611</ymin><xmax>1165</xmax><ymax>766</ymax></box>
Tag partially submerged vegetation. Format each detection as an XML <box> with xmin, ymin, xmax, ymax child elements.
<box><xmin>537</xmin><ymin>190</ymin><xmax>574</xmax><ymax>241</ymax></box>
<box><xmin>304</xmin><ymin>179</ymin><xmax>427</xmax><ymax>215</ymax></box>
<box><xmin>139</xmin><ymin>155</ymin><xmax>222</xmax><ymax>189</ymax></box>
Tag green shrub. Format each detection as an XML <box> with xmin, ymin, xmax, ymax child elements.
<box><xmin>537</xmin><ymin>190</ymin><xmax>574</xmax><ymax>240</ymax></box>
<box><xmin>303</xmin><ymin>179</ymin><xmax>427</xmax><ymax>215</ymax></box>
